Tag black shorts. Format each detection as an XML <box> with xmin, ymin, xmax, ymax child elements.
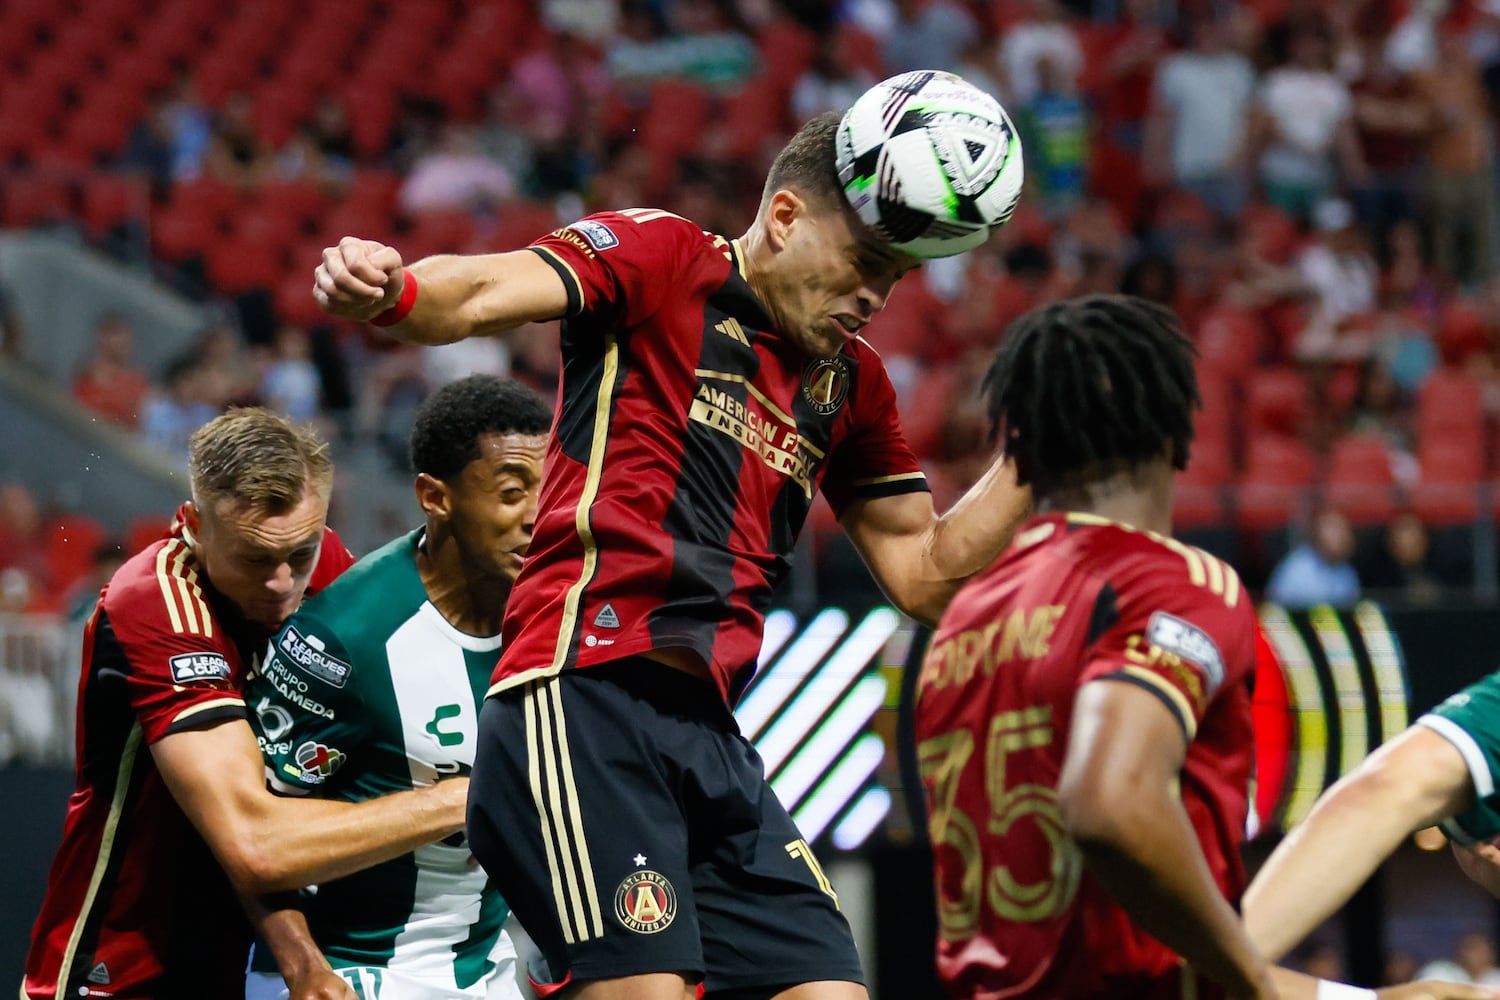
<box><xmin>468</xmin><ymin>658</ymin><xmax>864</xmax><ymax>997</ymax></box>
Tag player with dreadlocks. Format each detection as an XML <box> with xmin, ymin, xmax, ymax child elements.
<box><xmin>912</xmin><ymin>296</ymin><xmax>1487</xmax><ymax>1000</ymax></box>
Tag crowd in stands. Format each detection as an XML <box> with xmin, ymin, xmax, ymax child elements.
<box><xmin>4</xmin><ymin>0</ymin><xmax>1500</xmax><ymax>599</ymax></box>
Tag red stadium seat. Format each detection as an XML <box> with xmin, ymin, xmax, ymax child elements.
<box><xmin>1417</xmin><ymin>367</ymin><xmax>1485</xmax><ymax>442</ymax></box>
<box><xmin>1195</xmin><ymin>305</ymin><xmax>1265</xmax><ymax>382</ymax></box>
<box><xmin>126</xmin><ymin>516</ymin><xmax>172</xmax><ymax>554</ymax></box>
<box><xmin>1413</xmin><ymin>439</ymin><xmax>1483</xmax><ymax>525</ymax></box>
<box><xmin>1325</xmin><ymin>432</ymin><xmax>1396</xmax><ymax>524</ymax></box>
<box><xmin>79</xmin><ymin>173</ymin><xmax>150</xmax><ymax>235</ymax></box>
<box><xmin>275</xmin><ymin>270</ymin><xmax>329</xmax><ymax>329</ymax></box>
<box><xmin>400</xmin><ymin>211</ymin><xmax>476</xmax><ymax>263</ymax></box>
<box><xmin>150</xmin><ymin>207</ymin><xmax>218</xmax><ymax>263</ymax></box>
<box><xmin>1176</xmin><ymin>448</ymin><xmax>1232</xmax><ymax>530</ymax></box>
<box><xmin>1235</xmin><ymin>433</ymin><xmax>1318</xmax><ymax>530</ymax></box>
<box><xmin>490</xmin><ymin>201</ymin><xmax>561</xmax><ymax>252</ymax></box>
<box><xmin>1</xmin><ymin>172</ymin><xmax>73</xmax><ymax>228</ymax></box>
<box><xmin>46</xmin><ymin>514</ymin><xmax>108</xmax><ymax>592</ymax></box>
<box><xmin>1438</xmin><ymin>301</ymin><xmax>1489</xmax><ymax>366</ymax></box>
<box><xmin>756</xmin><ymin>17</ymin><xmax>818</xmax><ymax>96</ymax></box>
<box><xmin>205</xmin><ymin>237</ymin><xmax>284</xmax><ymax>296</ymax></box>
<box><xmin>167</xmin><ymin>177</ymin><xmax>241</xmax><ymax>233</ymax></box>
<box><xmin>865</xmin><ymin>277</ymin><xmax>955</xmax><ymax>364</ymax></box>
<box><xmin>720</xmin><ymin>78</ymin><xmax>786</xmax><ymax>161</ymax></box>
<box><xmin>1245</xmin><ymin>367</ymin><xmax>1308</xmax><ymax>438</ymax></box>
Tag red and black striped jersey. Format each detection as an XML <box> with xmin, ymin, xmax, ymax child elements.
<box><xmin>23</xmin><ymin>504</ymin><xmax>353</xmax><ymax>1000</ymax></box>
<box><xmin>915</xmin><ymin>513</ymin><xmax>1257</xmax><ymax>1000</ymax></box>
<box><xmin>495</xmin><ymin>209</ymin><xmax>928</xmax><ymax>705</ymax></box>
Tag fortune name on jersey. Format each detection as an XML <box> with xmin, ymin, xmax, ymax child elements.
<box><xmin>920</xmin><ymin>604</ymin><xmax>1067</xmax><ymax>691</ymax></box>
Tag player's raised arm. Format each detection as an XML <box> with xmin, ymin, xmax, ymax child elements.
<box><xmin>1243</xmin><ymin>724</ymin><xmax>1476</xmax><ymax>961</ymax></box>
<box><xmin>313</xmin><ymin>237</ymin><xmax>570</xmax><ymax>345</ymax></box>
<box><xmin>838</xmin><ymin>456</ymin><xmax>1031</xmax><ymax>625</ymax></box>
<box><xmin>152</xmin><ymin>718</ymin><xmax>469</xmax><ymax>894</ymax></box>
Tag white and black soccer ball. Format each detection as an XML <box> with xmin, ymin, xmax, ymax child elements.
<box><xmin>836</xmin><ymin>70</ymin><xmax>1025</xmax><ymax>259</ymax></box>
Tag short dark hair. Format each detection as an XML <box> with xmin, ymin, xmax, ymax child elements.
<box><xmin>981</xmin><ymin>295</ymin><xmax>1200</xmax><ymax>499</ymax></box>
<box><xmin>761</xmin><ymin>111</ymin><xmax>844</xmax><ymax>209</ymax></box>
<box><xmin>409</xmin><ymin>376</ymin><xmax>552</xmax><ymax>481</ymax></box>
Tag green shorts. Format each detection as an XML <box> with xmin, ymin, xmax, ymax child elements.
<box><xmin>1418</xmin><ymin>673</ymin><xmax>1500</xmax><ymax>843</ymax></box>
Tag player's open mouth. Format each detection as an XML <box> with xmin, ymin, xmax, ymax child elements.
<box><xmin>831</xmin><ymin>315</ymin><xmax>864</xmax><ymax>338</ymax></box>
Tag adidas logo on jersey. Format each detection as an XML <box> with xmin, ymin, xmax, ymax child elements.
<box><xmin>593</xmin><ymin>604</ymin><xmax>621</xmax><ymax>629</ymax></box>
<box><xmin>88</xmin><ymin>962</ymin><xmax>111</xmax><ymax>985</ymax></box>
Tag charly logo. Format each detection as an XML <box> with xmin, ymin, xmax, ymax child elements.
<box><xmin>802</xmin><ymin>357</ymin><xmax>850</xmax><ymax>415</ymax></box>
<box><xmin>614</xmin><ymin>870</ymin><xmax>678</xmax><ymax>934</ymax></box>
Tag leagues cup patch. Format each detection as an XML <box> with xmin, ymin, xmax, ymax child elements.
<box><xmin>614</xmin><ymin>870</ymin><xmax>678</xmax><ymax>934</ymax></box>
<box><xmin>278</xmin><ymin>625</ymin><xmax>352</xmax><ymax>688</ymax></box>
<box><xmin>802</xmin><ymin>357</ymin><xmax>851</xmax><ymax>415</ymax></box>
<box><xmin>169</xmin><ymin>651</ymin><xmax>232</xmax><ymax>684</ymax></box>
<box><xmin>569</xmin><ymin>219</ymin><xmax>619</xmax><ymax>251</ymax></box>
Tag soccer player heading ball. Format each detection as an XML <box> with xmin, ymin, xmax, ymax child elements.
<box><xmin>314</xmin><ymin>91</ymin><xmax>1031</xmax><ymax>998</ymax></box>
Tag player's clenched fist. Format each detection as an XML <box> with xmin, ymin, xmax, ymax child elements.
<box><xmin>313</xmin><ymin>236</ymin><xmax>405</xmax><ymax>322</ymax></box>
<box><xmin>287</xmin><ymin>968</ymin><xmax>357</xmax><ymax>1000</ymax></box>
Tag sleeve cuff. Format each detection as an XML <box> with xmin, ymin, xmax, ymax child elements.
<box><xmin>527</xmin><ymin>246</ymin><xmax>584</xmax><ymax>318</ymax></box>
<box><xmin>850</xmin><ymin>472</ymin><xmax>930</xmax><ymax>500</ymax></box>
<box><xmin>1093</xmin><ymin>669</ymin><xmax>1196</xmax><ymax>741</ymax></box>
<box><xmin>1417</xmin><ymin>714</ymin><xmax>1496</xmax><ymax>798</ymax></box>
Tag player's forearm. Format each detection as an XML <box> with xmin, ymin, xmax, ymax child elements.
<box><xmin>909</xmin><ymin>457</ymin><xmax>1031</xmax><ymax>621</ymax></box>
<box><xmin>233</xmin><ymin>779</ymin><xmax>469</xmax><ymax>893</ymax></box>
<box><xmin>1065</xmin><ymin>788</ymin><xmax>1267</xmax><ymax>996</ymax></box>
<box><xmin>1244</xmin><ymin>730</ymin><xmax>1473</xmax><ymax>960</ymax></box>
<box><xmin>243</xmin><ymin>894</ymin><xmax>328</xmax><ymax>983</ymax></box>
<box><xmin>389</xmin><ymin>250</ymin><xmax>566</xmax><ymax>345</ymax></box>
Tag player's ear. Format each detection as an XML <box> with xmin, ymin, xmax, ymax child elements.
<box><xmin>183</xmin><ymin>501</ymin><xmax>202</xmax><ymax>536</ymax></box>
<box><xmin>413</xmin><ymin>473</ymin><xmax>451</xmax><ymax>521</ymax></box>
<box><xmin>764</xmin><ymin>189</ymin><xmax>805</xmax><ymax>251</ymax></box>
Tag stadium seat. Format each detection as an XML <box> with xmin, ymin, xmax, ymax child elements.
<box><xmin>1235</xmin><ymin>433</ymin><xmax>1318</xmax><ymax>530</ymax></box>
<box><xmin>1240</xmin><ymin>202</ymin><xmax>1301</xmax><ymax>263</ymax></box>
<box><xmin>167</xmin><ymin>177</ymin><xmax>241</xmax><ymax>233</ymax></box>
<box><xmin>1417</xmin><ymin>367</ymin><xmax>1485</xmax><ymax>441</ymax></box>
<box><xmin>205</xmin><ymin>237</ymin><xmax>284</xmax><ymax>296</ymax></box>
<box><xmin>0</xmin><ymin>172</ymin><xmax>73</xmax><ymax>229</ymax></box>
<box><xmin>490</xmin><ymin>201</ymin><xmax>561</xmax><ymax>252</ymax></box>
<box><xmin>1176</xmin><ymin>447</ymin><xmax>1231</xmax><ymax>530</ymax></box>
<box><xmin>255</xmin><ymin>180</ymin><xmax>332</xmax><ymax>232</ymax></box>
<box><xmin>1245</xmin><ymin>367</ymin><xmax>1308</xmax><ymax>438</ymax></box>
<box><xmin>865</xmin><ymin>276</ymin><xmax>955</xmax><ymax>364</ymax></box>
<box><xmin>1438</xmin><ymin>300</ymin><xmax>1489</xmax><ymax>366</ymax></box>
<box><xmin>1413</xmin><ymin>439</ymin><xmax>1483</xmax><ymax>525</ymax></box>
<box><xmin>79</xmin><ymin>173</ymin><xmax>150</xmax><ymax>236</ymax></box>
<box><xmin>1324</xmin><ymin>432</ymin><xmax>1396</xmax><ymax>524</ymax></box>
<box><xmin>1195</xmin><ymin>305</ymin><xmax>1265</xmax><ymax>381</ymax></box>
<box><xmin>275</xmin><ymin>271</ymin><xmax>328</xmax><ymax>329</ymax></box>
<box><xmin>720</xmin><ymin>79</ymin><xmax>786</xmax><ymax>161</ymax></box>
<box><xmin>756</xmin><ymin>17</ymin><xmax>818</xmax><ymax>96</ymax></box>
<box><xmin>126</xmin><ymin>516</ymin><xmax>172</xmax><ymax>554</ymax></box>
<box><xmin>46</xmin><ymin>514</ymin><xmax>107</xmax><ymax>592</ymax></box>
<box><xmin>400</xmin><ymin>211</ymin><xmax>476</xmax><ymax>263</ymax></box>
<box><xmin>150</xmin><ymin>207</ymin><xmax>218</xmax><ymax>264</ymax></box>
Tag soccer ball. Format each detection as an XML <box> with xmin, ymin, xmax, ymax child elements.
<box><xmin>836</xmin><ymin>71</ymin><xmax>1025</xmax><ymax>259</ymax></box>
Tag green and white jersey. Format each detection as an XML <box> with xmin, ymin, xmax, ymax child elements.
<box><xmin>246</xmin><ymin>530</ymin><xmax>516</xmax><ymax>998</ymax></box>
<box><xmin>1420</xmin><ymin>672</ymin><xmax>1500</xmax><ymax>845</ymax></box>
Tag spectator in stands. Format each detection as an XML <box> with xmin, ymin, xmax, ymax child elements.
<box><xmin>1415</xmin><ymin>26</ymin><xmax>1496</xmax><ymax>288</ymax></box>
<box><xmin>260</xmin><ymin>326</ymin><xmax>322</xmax><ymax>424</ymax></box>
<box><xmin>397</xmin><ymin>123</ymin><xmax>516</xmax><ymax>216</ymax></box>
<box><xmin>476</xmin><ymin>83</ymin><xmax>542</xmax><ymax>194</ymax></box>
<box><xmin>1294</xmin><ymin>198</ymin><xmax>1380</xmax><ymax>361</ymax></box>
<box><xmin>1143</xmin><ymin>13</ymin><xmax>1256</xmax><ymax>221</ymax></box>
<box><xmin>121</xmin><ymin>97</ymin><xmax>177</xmax><ymax>195</ymax></box>
<box><xmin>141</xmin><ymin>356</ymin><xmax>221</xmax><ymax>468</ymax></box>
<box><xmin>163</xmin><ymin>70</ymin><xmax>213</xmax><ymax>181</ymax></box>
<box><xmin>1363</xmin><ymin>510</ymin><xmax>1443</xmax><ymax>604</ymax></box>
<box><xmin>1017</xmin><ymin>54</ymin><xmax>1090</xmax><ymax>219</ymax></box>
<box><xmin>1087</xmin><ymin>0</ymin><xmax>1169</xmax><ymax>154</ymax></box>
<box><xmin>193</xmin><ymin>322</ymin><xmax>259</xmax><ymax>407</ymax></box>
<box><xmin>1386</xmin><ymin>951</ymin><xmax>1421</xmax><ymax>986</ymax></box>
<box><xmin>1416</xmin><ymin>932</ymin><xmax>1500</xmax><ymax>986</ymax></box>
<box><xmin>1251</xmin><ymin>23</ymin><xmax>1366</xmax><ymax>224</ymax></box>
<box><xmin>606</xmin><ymin>0</ymin><xmax>759</xmax><ymax>89</ymax></box>
<box><xmin>275</xmin><ymin>124</ymin><xmax>352</xmax><ymax>189</ymax></box>
<box><xmin>792</xmin><ymin>35</ymin><xmax>877</xmax><ymax>120</ymax></box>
<box><xmin>1000</xmin><ymin>0</ymin><xmax>1084</xmax><ymax>106</ymax></box>
<box><xmin>881</xmin><ymin>0</ymin><xmax>978</xmax><ymax>75</ymax></box>
<box><xmin>204</xmin><ymin>91</ymin><xmax>274</xmax><ymax>190</ymax></box>
<box><xmin>0</xmin><ymin>482</ymin><xmax>49</xmax><ymax>593</ymax></box>
<box><xmin>308</xmin><ymin>95</ymin><xmax>357</xmax><ymax>177</ymax></box>
<box><xmin>72</xmin><ymin>312</ymin><xmax>150</xmax><ymax>430</ymax></box>
<box><xmin>1267</xmin><ymin>507</ymin><xmax>1362</xmax><ymax>609</ymax></box>
<box><xmin>1349</xmin><ymin>32</ymin><xmax>1428</xmax><ymax>254</ymax></box>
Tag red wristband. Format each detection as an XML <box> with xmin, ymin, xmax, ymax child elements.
<box><xmin>370</xmin><ymin>269</ymin><xmax>419</xmax><ymax>327</ymax></box>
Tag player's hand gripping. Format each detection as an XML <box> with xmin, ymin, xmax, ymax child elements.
<box><xmin>314</xmin><ymin>237</ymin><xmax>405</xmax><ymax>322</ymax></box>
<box><xmin>1377</xmin><ymin>981</ymin><xmax>1500</xmax><ymax>1000</ymax></box>
<box><xmin>286</xmin><ymin>966</ymin><xmax>356</xmax><ymax>1000</ymax></box>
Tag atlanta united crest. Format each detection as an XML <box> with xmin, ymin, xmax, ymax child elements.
<box><xmin>802</xmin><ymin>357</ymin><xmax>851</xmax><ymax>415</ymax></box>
<box><xmin>614</xmin><ymin>869</ymin><xmax>678</xmax><ymax>934</ymax></box>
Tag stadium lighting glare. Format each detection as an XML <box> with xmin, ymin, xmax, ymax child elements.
<box><xmin>793</xmin><ymin>733</ymin><xmax>885</xmax><ymax>843</ymax></box>
<box><xmin>757</xmin><ymin>609</ymin><xmax>900</xmax><ymax>774</ymax></box>
<box><xmin>770</xmin><ymin>674</ymin><xmax>888</xmax><ymax>807</ymax></box>
<box><xmin>736</xmin><ymin>608</ymin><xmax>848</xmax><ymax>740</ymax></box>
<box><xmin>831</xmin><ymin>786</ymin><xmax>893</xmax><ymax>851</ymax></box>
<box><xmin>758</xmin><ymin>608</ymin><xmax>798</xmax><ymax>669</ymax></box>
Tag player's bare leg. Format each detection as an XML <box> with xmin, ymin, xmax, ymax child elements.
<box><xmin>771</xmin><ymin>982</ymin><xmax>869</xmax><ymax>999</ymax></box>
<box><xmin>566</xmin><ymin>973</ymin><xmax>696</xmax><ymax>999</ymax></box>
